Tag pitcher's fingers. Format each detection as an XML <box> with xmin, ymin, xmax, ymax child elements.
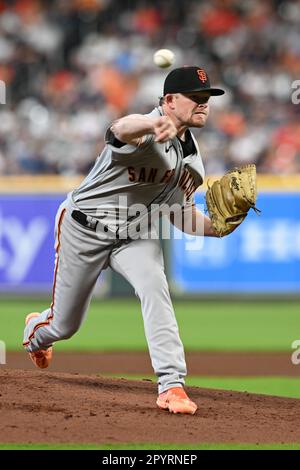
<box><xmin>154</xmin><ymin>130</ymin><xmax>172</xmax><ymax>143</ymax></box>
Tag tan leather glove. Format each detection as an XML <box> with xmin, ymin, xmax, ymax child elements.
<box><xmin>205</xmin><ymin>164</ymin><xmax>260</xmax><ymax>238</ymax></box>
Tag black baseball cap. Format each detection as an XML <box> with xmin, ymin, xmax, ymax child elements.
<box><xmin>163</xmin><ymin>66</ymin><xmax>225</xmax><ymax>96</ymax></box>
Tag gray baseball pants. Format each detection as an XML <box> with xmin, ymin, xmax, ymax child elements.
<box><xmin>23</xmin><ymin>201</ymin><xmax>187</xmax><ymax>393</ymax></box>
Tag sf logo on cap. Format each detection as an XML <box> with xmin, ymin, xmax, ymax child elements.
<box><xmin>197</xmin><ymin>69</ymin><xmax>207</xmax><ymax>83</ymax></box>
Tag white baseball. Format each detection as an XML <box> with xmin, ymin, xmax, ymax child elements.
<box><xmin>153</xmin><ymin>49</ymin><xmax>175</xmax><ymax>68</ymax></box>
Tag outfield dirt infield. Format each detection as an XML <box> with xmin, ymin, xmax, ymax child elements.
<box><xmin>3</xmin><ymin>350</ymin><xmax>298</xmax><ymax>376</ymax></box>
<box><xmin>1</xmin><ymin>351</ymin><xmax>300</xmax><ymax>445</ymax></box>
<box><xmin>1</xmin><ymin>368</ymin><xmax>300</xmax><ymax>444</ymax></box>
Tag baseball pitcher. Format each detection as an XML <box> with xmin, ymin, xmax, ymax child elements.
<box><xmin>23</xmin><ymin>66</ymin><xmax>257</xmax><ymax>415</ymax></box>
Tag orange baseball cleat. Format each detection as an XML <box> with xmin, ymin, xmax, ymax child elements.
<box><xmin>25</xmin><ymin>313</ymin><xmax>52</xmax><ymax>369</ymax></box>
<box><xmin>156</xmin><ymin>387</ymin><xmax>197</xmax><ymax>415</ymax></box>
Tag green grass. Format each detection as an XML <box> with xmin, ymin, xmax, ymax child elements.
<box><xmin>187</xmin><ymin>376</ymin><xmax>300</xmax><ymax>399</ymax></box>
<box><xmin>1</xmin><ymin>443</ymin><xmax>300</xmax><ymax>450</ymax></box>
<box><xmin>1</xmin><ymin>298</ymin><xmax>300</xmax><ymax>352</ymax></box>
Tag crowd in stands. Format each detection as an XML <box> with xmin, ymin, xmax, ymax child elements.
<box><xmin>0</xmin><ymin>0</ymin><xmax>299</xmax><ymax>175</ymax></box>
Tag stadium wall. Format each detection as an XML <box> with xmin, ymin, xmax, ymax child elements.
<box><xmin>0</xmin><ymin>175</ymin><xmax>299</xmax><ymax>296</ymax></box>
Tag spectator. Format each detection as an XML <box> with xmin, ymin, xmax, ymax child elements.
<box><xmin>0</xmin><ymin>0</ymin><xmax>299</xmax><ymax>175</ymax></box>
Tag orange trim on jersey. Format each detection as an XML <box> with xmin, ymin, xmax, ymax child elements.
<box><xmin>23</xmin><ymin>321</ymin><xmax>52</xmax><ymax>346</ymax></box>
<box><xmin>23</xmin><ymin>208</ymin><xmax>66</xmax><ymax>348</ymax></box>
<box><xmin>50</xmin><ymin>208</ymin><xmax>66</xmax><ymax>317</ymax></box>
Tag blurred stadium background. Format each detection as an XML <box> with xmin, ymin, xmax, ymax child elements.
<box><xmin>1</xmin><ymin>0</ymin><xmax>300</xmax><ymax>175</ymax></box>
<box><xmin>0</xmin><ymin>0</ymin><xmax>299</xmax><ymax>297</ymax></box>
<box><xmin>0</xmin><ymin>2</ymin><xmax>300</xmax><ymax>451</ymax></box>
<box><xmin>0</xmin><ymin>0</ymin><xmax>299</xmax><ymax>384</ymax></box>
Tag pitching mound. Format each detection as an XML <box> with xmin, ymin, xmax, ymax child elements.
<box><xmin>1</xmin><ymin>368</ymin><xmax>300</xmax><ymax>445</ymax></box>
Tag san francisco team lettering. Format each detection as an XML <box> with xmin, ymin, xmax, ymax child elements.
<box><xmin>178</xmin><ymin>169</ymin><xmax>197</xmax><ymax>200</ymax></box>
<box><xmin>127</xmin><ymin>166</ymin><xmax>196</xmax><ymax>199</ymax></box>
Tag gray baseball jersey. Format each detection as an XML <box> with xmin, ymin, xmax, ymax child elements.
<box><xmin>23</xmin><ymin>106</ymin><xmax>205</xmax><ymax>394</ymax></box>
<box><xmin>72</xmin><ymin>107</ymin><xmax>205</xmax><ymax>234</ymax></box>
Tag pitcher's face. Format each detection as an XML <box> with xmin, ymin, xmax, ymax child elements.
<box><xmin>171</xmin><ymin>92</ymin><xmax>210</xmax><ymax>128</ymax></box>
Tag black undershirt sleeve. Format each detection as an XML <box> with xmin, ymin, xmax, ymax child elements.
<box><xmin>112</xmin><ymin>129</ymin><xmax>196</xmax><ymax>155</ymax></box>
<box><xmin>177</xmin><ymin>130</ymin><xmax>197</xmax><ymax>157</ymax></box>
<box><xmin>111</xmin><ymin>136</ymin><xmax>126</xmax><ymax>148</ymax></box>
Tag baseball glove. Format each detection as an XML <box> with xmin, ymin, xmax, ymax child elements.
<box><xmin>205</xmin><ymin>164</ymin><xmax>260</xmax><ymax>238</ymax></box>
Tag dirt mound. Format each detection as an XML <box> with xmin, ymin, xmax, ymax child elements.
<box><xmin>1</xmin><ymin>369</ymin><xmax>300</xmax><ymax>445</ymax></box>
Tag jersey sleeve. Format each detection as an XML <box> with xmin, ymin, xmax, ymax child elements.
<box><xmin>105</xmin><ymin>127</ymin><xmax>155</xmax><ymax>159</ymax></box>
